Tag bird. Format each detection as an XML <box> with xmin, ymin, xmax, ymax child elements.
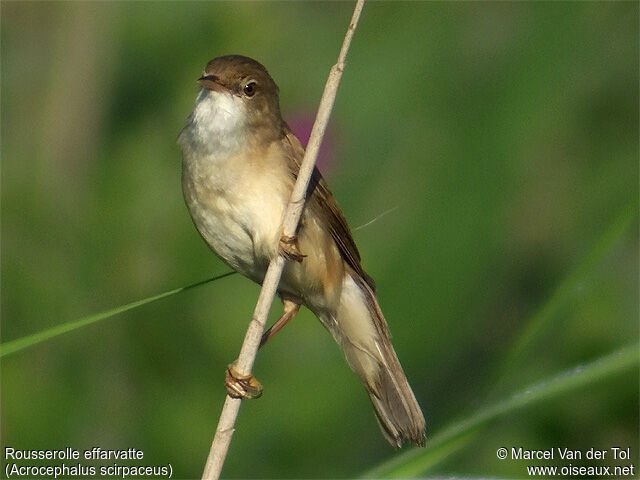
<box><xmin>178</xmin><ymin>54</ymin><xmax>425</xmax><ymax>447</ymax></box>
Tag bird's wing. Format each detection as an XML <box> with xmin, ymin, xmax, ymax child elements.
<box><xmin>280</xmin><ymin>125</ymin><xmax>376</xmax><ymax>292</ymax></box>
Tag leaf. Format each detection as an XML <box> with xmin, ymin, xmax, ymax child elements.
<box><xmin>492</xmin><ymin>202</ymin><xmax>637</xmax><ymax>390</ymax></box>
<box><xmin>0</xmin><ymin>272</ymin><xmax>236</xmax><ymax>358</ymax></box>
<box><xmin>362</xmin><ymin>344</ymin><xmax>639</xmax><ymax>478</ymax></box>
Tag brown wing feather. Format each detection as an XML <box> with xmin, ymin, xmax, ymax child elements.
<box><xmin>280</xmin><ymin>125</ymin><xmax>376</xmax><ymax>292</ymax></box>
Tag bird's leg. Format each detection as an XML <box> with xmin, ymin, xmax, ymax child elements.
<box><xmin>279</xmin><ymin>234</ymin><xmax>306</xmax><ymax>262</ymax></box>
<box><xmin>260</xmin><ymin>298</ymin><xmax>301</xmax><ymax>348</ymax></box>
<box><xmin>224</xmin><ymin>298</ymin><xmax>301</xmax><ymax>399</ymax></box>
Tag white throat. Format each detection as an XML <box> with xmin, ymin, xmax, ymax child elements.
<box><xmin>178</xmin><ymin>89</ymin><xmax>247</xmax><ymax>159</ymax></box>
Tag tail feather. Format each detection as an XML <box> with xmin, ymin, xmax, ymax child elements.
<box><xmin>321</xmin><ymin>271</ymin><xmax>426</xmax><ymax>448</ymax></box>
<box><xmin>369</xmin><ymin>336</ymin><xmax>426</xmax><ymax>447</ymax></box>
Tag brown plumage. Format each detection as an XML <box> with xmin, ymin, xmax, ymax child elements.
<box><xmin>179</xmin><ymin>55</ymin><xmax>425</xmax><ymax>447</ymax></box>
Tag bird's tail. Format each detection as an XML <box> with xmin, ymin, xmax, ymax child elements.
<box><xmin>320</xmin><ymin>271</ymin><xmax>426</xmax><ymax>447</ymax></box>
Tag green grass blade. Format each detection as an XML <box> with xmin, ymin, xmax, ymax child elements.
<box><xmin>0</xmin><ymin>271</ymin><xmax>236</xmax><ymax>358</ymax></box>
<box><xmin>492</xmin><ymin>202</ymin><xmax>637</xmax><ymax>389</ymax></box>
<box><xmin>362</xmin><ymin>343</ymin><xmax>639</xmax><ymax>478</ymax></box>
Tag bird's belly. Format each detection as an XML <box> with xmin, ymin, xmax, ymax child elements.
<box><xmin>182</xmin><ymin>161</ymin><xmax>287</xmax><ymax>282</ymax></box>
<box><xmin>188</xmin><ymin>198</ymin><xmax>258</xmax><ymax>275</ymax></box>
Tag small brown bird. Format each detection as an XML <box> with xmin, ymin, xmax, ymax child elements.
<box><xmin>178</xmin><ymin>55</ymin><xmax>425</xmax><ymax>447</ymax></box>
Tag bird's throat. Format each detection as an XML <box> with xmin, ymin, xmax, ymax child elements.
<box><xmin>179</xmin><ymin>89</ymin><xmax>248</xmax><ymax>159</ymax></box>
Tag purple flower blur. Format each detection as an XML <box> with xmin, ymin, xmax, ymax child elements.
<box><xmin>287</xmin><ymin>110</ymin><xmax>337</xmax><ymax>175</ymax></box>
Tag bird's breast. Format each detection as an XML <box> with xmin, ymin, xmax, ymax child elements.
<box><xmin>181</xmin><ymin>145</ymin><xmax>291</xmax><ymax>282</ymax></box>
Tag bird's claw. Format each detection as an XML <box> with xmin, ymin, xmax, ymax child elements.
<box><xmin>279</xmin><ymin>235</ymin><xmax>306</xmax><ymax>262</ymax></box>
<box><xmin>225</xmin><ymin>362</ymin><xmax>263</xmax><ymax>399</ymax></box>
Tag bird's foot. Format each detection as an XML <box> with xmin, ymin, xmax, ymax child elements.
<box><xmin>225</xmin><ymin>362</ymin><xmax>263</xmax><ymax>399</ymax></box>
<box><xmin>279</xmin><ymin>235</ymin><xmax>306</xmax><ymax>262</ymax></box>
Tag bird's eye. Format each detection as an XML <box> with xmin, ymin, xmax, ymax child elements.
<box><xmin>243</xmin><ymin>81</ymin><xmax>257</xmax><ymax>97</ymax></box>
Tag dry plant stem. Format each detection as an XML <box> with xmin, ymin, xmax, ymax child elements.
<box><xmin>201</xmin><ymin>1</ymin><xmax>366</xmax><ymax>479</ymax></box>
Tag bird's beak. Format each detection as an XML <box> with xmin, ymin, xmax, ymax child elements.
<box><xmin>197</xmin><ymin>74</ymin><xmax>227</xmax><ymax>93</ymax></box>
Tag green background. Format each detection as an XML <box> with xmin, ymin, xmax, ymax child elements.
<box><xmin>2</xmin><ymin>2</ymin><xmax>638</xmax><ymax>478</ymax></box>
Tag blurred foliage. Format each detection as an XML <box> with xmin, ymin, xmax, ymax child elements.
<box><xmin>1</xmin><ymin>2</ymin><xmax>638</xmax><ymax>479</ymax></box>
<box><xmin>366</xmin><ymin>343</ymin><xmax>638</xmax><ymax>478</ymax></box>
